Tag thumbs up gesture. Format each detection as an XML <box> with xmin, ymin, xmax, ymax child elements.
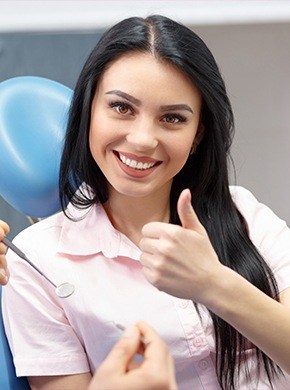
<box><xmin>140</xmin><ymin>189</ymin><xmax>222</xmax><ymax>304</ymax></box>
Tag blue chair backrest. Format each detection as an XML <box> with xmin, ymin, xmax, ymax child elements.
<box><xmin>0</xmin><ymin>76</ymin><xmax>73</xmax><ymax>218</ymax></box>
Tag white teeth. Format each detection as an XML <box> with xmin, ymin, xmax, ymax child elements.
<box><xmin>118</xmin><ymin>153</ymin><xmax>156</xmax><ymax>170</ymax></box>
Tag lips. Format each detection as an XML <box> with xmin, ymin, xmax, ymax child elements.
<box><xmin>115</xmin><ymin>151</ymin><xmax>161</xmax><ymax>171</ymax></box>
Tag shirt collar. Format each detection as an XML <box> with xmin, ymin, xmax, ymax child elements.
<box><xmin>57</xmin><ymin>202</ymin><xmax>141</xmax><ymax>261</ymax></box>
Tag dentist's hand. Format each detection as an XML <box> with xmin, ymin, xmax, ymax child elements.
<box><xmin>140</xmin><ymin>189</ymin><xmax>223</xmax><ymax>304</ymax></box>
<box><xmin>0</xmin><ymin>220</ymin><xmax>10</xmax><ymax>285</ymax></box>
<box><xmin>89</xmin><ymin>321</ymin><xmax>177</xmax><ymax>390</ymax></box>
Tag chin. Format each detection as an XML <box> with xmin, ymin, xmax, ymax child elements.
<box><xmin>111</xmin><ymin>183</ymin><xmax>157</xmax><ymax>199</ymax></box>
<box><xmin>118</xmin><ymin>189</ymin><xmax>152</xmax><ymax>198</ymax></box>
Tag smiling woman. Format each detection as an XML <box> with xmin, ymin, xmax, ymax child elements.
<box><xmin>2</xmin><ymin>14</ymin><xmax>290</xmax><ymax>390</ymax></box>
<box><xmin>88</xmin><ymin>52</ymin><xmax>202</xmax><ymax>207</ymax></box>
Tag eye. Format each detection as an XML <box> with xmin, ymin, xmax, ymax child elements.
<box><xmin>109</xmin><ymin>101</ymin><xmax>133</xmax><ymax>115</ymax></box>
<box><xmin>162</xmin><ymin>114</ymin><xmax>187</xmax><ymax>124</ymax></box>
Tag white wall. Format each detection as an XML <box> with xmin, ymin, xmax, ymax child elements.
<box><xmin>192</xmin><ymin>22</ymin><xmax>290</xmax><ymax>223</ymax></box>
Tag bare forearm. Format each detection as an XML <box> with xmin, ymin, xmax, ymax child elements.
<box><xmin>204</xmin><ymin>266</ymin><xmax>290</xmax><ymax>373</ymax></box>
<box><xmin>28</xmin><ymin>373</ymin><xmax>92</xmax><ymax>390</ymax></box>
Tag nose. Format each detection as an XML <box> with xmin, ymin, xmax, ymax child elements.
<box><xmin>126</xmin><ymin>119</ymin><xmax>158</xmax><ymax>151</ymax></box>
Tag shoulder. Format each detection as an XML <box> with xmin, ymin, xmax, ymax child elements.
<box><xmin>12</xmin><ymin>211</ymin><xmax>65</xmax><ymax>245</ymax></box>
<box><xmin>230</xmin><ymin>186</ymin><xmax>290</xmax><ymax>284</ymax></box>
<box><xmin>229</xmin><ymin>185</ymin><xmax>284</xmax><ymax>225</ymax></box>
<box><xmin>229</xmin><ymin>185</ymin><xmax>260</xmax><ymax>207</ymax></box>
<box><xmin>10</xmin><ymin>211</ymin><xmax>70</xmax><ymax>266</ymax></box>
<box><xmin>229</xmin><ymin>185</ymin><xmax>289</xmax><ymax>252</ymax></box>
<box><xmin>229</xmin><ymin>185</ymin><xmax>287</xmax><ymax>234</ymax></box>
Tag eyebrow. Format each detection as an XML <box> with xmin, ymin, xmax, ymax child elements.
<box><xmin>105</xmin><ymin>89</ymin><xmax>194</xmax><ymax>114</ymax></box>
<box><xmin>160</xmin><ymin>104</ymin><xmax>193</xmax><ymax>114</ymax></box>
<box><xmin>105</xmin><ymin>90</ymin><xmax>141</xmax><ymax>106</ymax></box>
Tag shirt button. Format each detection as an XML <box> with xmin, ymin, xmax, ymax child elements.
<box><xmin>198</xmin><ymin>359</ymin><xmax>209</xmax><ymax>370</ymax></box>
<box><xmin>179</xmin><ymin>299</ymin><xmax>189</xmax><ymax>308</ymax></box>
<box><xmin>193</xmin><ymin>337</ymin><xmax>203</xmax><ymax>347</ymax></box>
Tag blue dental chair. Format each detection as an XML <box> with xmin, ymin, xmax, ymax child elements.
<box><xmin>0</xmin><ymin>76</ymin><xmax>73</xmax><ymax>389</ymax></box>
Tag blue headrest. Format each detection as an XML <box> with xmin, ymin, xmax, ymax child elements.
<box><xmin>0</xmin><ymin>76</ymin><xmax>73</xmax><ymax>218</ymax></box>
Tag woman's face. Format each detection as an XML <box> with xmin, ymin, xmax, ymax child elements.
<box><xmin>89</xmin><ymin>52</ymin><xmax>203</xmax><ymax>200</ymax></box>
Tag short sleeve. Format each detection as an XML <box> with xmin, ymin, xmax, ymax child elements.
<box><xmin>1</xmin><ymin>229</ymin><xmax>90</xmax><ymax>377</ymax></box>
<box><xmin>230</xmin><ymin>186</ymin><xmax>290</xmax><ymax>293</ymax></box>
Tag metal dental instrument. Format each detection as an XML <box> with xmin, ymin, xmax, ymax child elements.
<box><xmin>2</xmin><ymin>236</ymin><xmax>75</xmax><ymax>298</ymax></box>
<box><xmin>114</xmin><ymin>322</ymin><xmax>150</xmax><ymax>346</ymax></box>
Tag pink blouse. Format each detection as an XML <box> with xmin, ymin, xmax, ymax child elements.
<box><xmin>2</xmin><ymin>186</ymin><xmax>290</xmax><ymax>389</ymax></box>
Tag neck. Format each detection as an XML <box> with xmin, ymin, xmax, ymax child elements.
<box><xmin>104</xmin><ymin>187</ymin><xmax>171</xmax><ymax>246</ymax></box>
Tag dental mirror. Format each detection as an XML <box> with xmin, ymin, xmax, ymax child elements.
<box><xmin>2</xmin><ymin>236</ymin><xmax>75</xmax><ymax>298</ymax></box>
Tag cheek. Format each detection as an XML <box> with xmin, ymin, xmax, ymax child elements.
<box><xmin>89</xmin><ymin>124</ymin><xmax>104</xmax><ymax>164</ymax></box>
<box><xmin>165</xmin><ymin>136</ymin><xmax>194</xmax><ymax>173</ymax></box>
<box><xmin>168</xmin><ymin>137</ymin><xmax>192</xmax><ymax>160</ymax></box>
<box><xmin>89</xmin><ymin>115</ymin><xmax>108</xmax><ymax>149</ymax></box>
<box><xmin>175</xmin><ymin>150</ymin><xmax>191</xmax><ymax>172</ymax></box>
<box><xmin>90</xmin><ymin>113</ymin><xmax>126</xmax><ymax>146</ymax></box>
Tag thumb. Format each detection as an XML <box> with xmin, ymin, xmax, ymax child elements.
<box><xmin>177</xmin><ymin>189</ymin><xmax>202</xmax><ymax>231</ymax></box>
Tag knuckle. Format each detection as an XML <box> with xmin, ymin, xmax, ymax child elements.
<box><xmin>139</xmin><ymin>237</ymin><xmax>146</xmax><ymax>250</ymax></box>
<box><xmin>163</xmin><ymin>226</ymin><xmax>183</xmax><ymax>243</ymax></box>
<box><xmin>0</xmin><ymin>243</ymin><xmax>7</xmax><ymax>255</ymax></box>
<box><xmin>140</xmin><ymin>251</ymin><xmax>146</xmax><ymax>260</ymax></box>
<box><xmin>0</xmin><ymin>253</ymin><xmax>7</xmax><ymax>266</ymax></box>
<box><xmin>153</xmin><ymin>255</ymin><xmax>167</xmax><ymax>272</ymax></box>
<box><xmin>159</xmin><ymin>241</ymin><xmax>174</xmax><ymax>257</ymax></box>
<box><xmin>149</xmin><ymin>269</ymin><xmax>162</xmax><ymax>286</ymax></box>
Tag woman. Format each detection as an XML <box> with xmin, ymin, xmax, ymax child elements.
<box><xmin>2</xmin><ymin>15</ymin><xmax>290</xmax><ymax>390</ymax></box>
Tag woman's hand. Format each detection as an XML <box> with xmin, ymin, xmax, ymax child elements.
<box><xmin>0</xmin><ymin>219</ymin><xmax>10</xmax><ymax>285</ymax></box>
<box><xmin>140</xmin><ymin>189</ymin><xmax>223</xmax><ymax>304</ymax></box>
<box><xmin>88</xmin><ymin>321</ymin><xmax>177</xmax><ymax>390</ymax></box>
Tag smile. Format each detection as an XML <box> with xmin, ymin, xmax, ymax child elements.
<box><xmin>118</xmin><ymin>152</ymin><xmax>158</xmax><ymax>170</ymax></box>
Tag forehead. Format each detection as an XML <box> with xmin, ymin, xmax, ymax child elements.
<box><xmin>97</xmin><ymin>52</ymin><xmax>201</xmax><ymax>104</ymax></box>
